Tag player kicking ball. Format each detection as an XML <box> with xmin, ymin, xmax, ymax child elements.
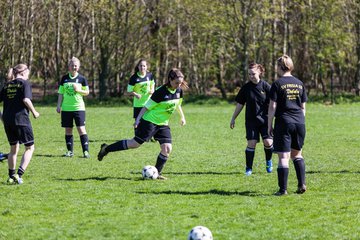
<box><xmin>97</xmin><ymin>68</ymin><xmax>187</xmax><ymax>180</ymax></box>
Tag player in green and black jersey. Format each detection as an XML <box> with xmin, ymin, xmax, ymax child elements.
<box><xmin>57</xmin><ymin>57</ymin><xmax>90</xmax><ymax>158</ymax></box>
<box><xmin>0</xmin><ymin>64</ymin><xmax>40</xmax><ymax>184</ymax></box>
<box><xmin>268</xmin><ymin>55</ymin><xmax>307</xmax><ymax>196</ymax></box>
<box><xmin>98</xmin><ymin>69</ymin><xmax>187</xmax><ymax>180</ymax></box>
<box><xmin>230</xmin><ymin>63</ymin><xmax>273</xmax><ymax>176</ymax></box>
<box><xmin>127</xmin><ymin>59</ymin><xmax>155</xmax><ymax>119</ymax></box>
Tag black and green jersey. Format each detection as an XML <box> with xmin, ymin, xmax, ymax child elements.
<box><xmin>58</xmin><ymin>73</ymin><xmax>89</xmax><ymax>111</ymax></box>
<box><xmin>143</xmin><ymin>85</ymin><xmax>183</xmax><ymax>126</ymax></box>
<box><xmin>127</xmin><ymin>72</ymin><xmax>155</xmax><ymax>107</ymax></box>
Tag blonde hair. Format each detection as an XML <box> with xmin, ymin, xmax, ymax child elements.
<box><xmin>68</xmin><ymin>56</ymin><xmax>81</xmax><ymax>67</ymax></box>
<box><xmin>6</xmin><ymin>64</ymin><xmax>28</xmax><ymax>80</ymax></box>
<box><xmin>277</xmin><ymin>55</ymin><xmax>294</xmax><ymax>72</ymax></box>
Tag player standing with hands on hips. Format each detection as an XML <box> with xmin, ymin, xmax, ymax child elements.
<box><xmin>0</xmin><ymin>64</ymin><xmax>40</xmax><ymax>184</ymax></box>
<box><xmin>57</xmin><ymin>57</ymin><xmax>90</xmax><ymax>158</ymax></box>
<box><xmin>230</xmin><ymin>63</ymin><xmax>273</xmax><ymax>176</ymax></box>
<box><xmin>97</xmin><ymin>68</ymin><xmax>187</xmax><ymax>180</ymax></box>
<box><xmin>268</xmin><ymin>55</ymin><xmax>307</xmax><ymax>196</ymax></box>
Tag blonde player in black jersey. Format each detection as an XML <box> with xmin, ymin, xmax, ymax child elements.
<box><xmin>268</xmin><ymin>55</ymin><xmax>307</xmax><ymax>196</ymax></box>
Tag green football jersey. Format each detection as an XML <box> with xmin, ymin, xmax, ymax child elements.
<box><xmin>127</xmin><ymin>72</ymin><xmax>156</xmax><ymax>107</ymax></box>
<box><xmin>143</xmin><ymin>85</ymin><xmax>183</xmax><ymax>126</ymax></box>
<box><xmin>58</xmin><ymin>73</ymin><xmax>88</xmax><ymax>111</ymax></box>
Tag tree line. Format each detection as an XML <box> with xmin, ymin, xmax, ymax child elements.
<box><xmin>0</xmin><ymin>0</ymin><xmax>359</xmax><ymax>100</ymax></box>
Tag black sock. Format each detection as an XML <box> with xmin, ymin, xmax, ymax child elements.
<box><xmin>155</xmin><ymin>153</ymin><xmax>168</xmax><ymax>174</ymax></box>
<box><xmin>277</xmin><ymin>167</ymin><xmax>289</xmax><ymax>193</ymax></box>
<box><xmin>106</xmin><ymin>140</ymin><xmax>128</xmax><ymax>152</ymax></box>
<box><xmin>80</xmin><ymin>134</ymin><xmax>89</xmax><ymax>152</ymax></box>
<box><xmin>264</xmin><ymin>145</ymin><xmax>273</xmax><ymax>161</ymax></box>
<box><xmin>17</xmin><ymin>166</ymin><xmax>25</xmax><ymax>178</ymax></box>
<box><xmin>8</xmin><ymin>169</ymin><xmax>16</xmax><ymax>178</ymax></box>
<box><xmin>65</xmin><ymin>135</ymin><xmax>73</xmax><ymax>152</ymax></box>
<box><xmin>293</xmin><ymin>158</ymin><xmax>306</xmax><ymax>187</ymax></box>
<box><xmin>245</xmin><ymin>147</ymin><xmax>255</xmax><ymax>169</ymax></box>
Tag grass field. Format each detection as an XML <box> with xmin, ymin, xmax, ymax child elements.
<box><xmin>0</xmin><ymin>103</ymin><xmax>359</xmax><ymax>239</ymax></box>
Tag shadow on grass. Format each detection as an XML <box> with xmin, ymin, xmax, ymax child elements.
<box><xmin>307</xmin><ymin>170</ymin><xmax>360</xmax><ymax>174</ymax></box>
<box><xmin>48</xmin><ymin>139</ymin><xmax>120</xmax><ymax>143</ymax></box>
<box><xmin>55</xmin><ymin>176</ymin><xmax>133</xmax><ymax>181</ymax></box>
<box><xmin>34</xmin><ymin>154</ymin><xmax>60</xmax><ymax>158</ymax></box>
<box><xmin>34</xmin><ymin>154</ymin><xmax>92</xmax><ymax>159</ymax></box>
<box><xmin>136</xmin><ymin>189</ymin><xmax>265</xmax><ymax>197</ymax></box>
<box><xmin>130</xmin><ymin>171</ymin><xmax>240</xmax><ymax>176</ymax></box>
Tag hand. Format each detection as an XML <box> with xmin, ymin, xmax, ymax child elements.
<box><xmin>134</xmin><ymin>119</ymin><xmax>140</xmax><ymax>128</ymax></box>
<box><xmin>72</xmin><ymin>83</ymin><xmax>81</xmax><ymax>92</ymax></box>
<box><xmin>268</xmin><ymin>126</ymin><xmax>274</xmax><ymax>137</ymax></box>
<box><xmin>230</xmin><ymin>119</ymin><xmax>235</xmax><ymax>129</ymax></box>
<box><xmin>135</xmin><ymin>93</ymin><xmax>141</xmax><ymax>99</ymax></box>
<box><xmin>180</xmin><ymin>118</ymin><xmax>186</xmax><ymax>126</ymax></box>
<box><xmin>33</xmin><ymin>111</ymin><xmax>40</xmax><ymax>119</ymax></box>
<box><xmin>56</xmin><ymin>106</ymin><xmax>61</xmax><ymax>113</ymax></box>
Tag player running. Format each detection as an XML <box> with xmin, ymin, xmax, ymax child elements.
<box><xmin>0</xmin><ymin>64</ymin><xmax>40</xmax><ymax>184</ymax></box>
<box><xmin>127</xmin><ymin>59</ymin><xmax>155</xmax><ymax>124</ymax></box>
<box><xmin>97</xmin><ymin>68</ymin><xmax>187</xmax><ymax>180</ymax></box>
<box><xmin>56</xmin><ymin>57</ymin><xmax>90</xmax><ymax>158</ymax></box>
<box><xmin>230</xmin><ymin>63</ymin><xmax>273</xmax><ymax>176</ymax></box>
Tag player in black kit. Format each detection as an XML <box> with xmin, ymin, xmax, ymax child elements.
<box><xmin>230</xmin><ymin>63</ymin><xmax>273</xmax><ymax>176</ymax></box>
<box><xmin>0</xmin><ymin>64</ymin><xmax>40</xmax><ymax>184</ymax></box>
<box><xmin>268</xmin><ymin>55</ymin><xmax>307</xmax><ymax>196</ymax></box>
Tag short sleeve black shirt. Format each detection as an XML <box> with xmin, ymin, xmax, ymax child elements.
<box><xmin>0</xmin><ymin>78</ymin><xmax>32</xmax><ymax>126</ymax></box>
<box><xmin>235</xmin><ymin>80</ymin><xmax>271</xmax><ymax>125</ymax></box>
<box><xmin>269</xmin><ymin>76</ymin><xmax>307</xmax><ymax>124</ymax></box>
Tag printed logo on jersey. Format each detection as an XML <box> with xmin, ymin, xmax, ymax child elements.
<box><xmin>5</xmin><ymin>83</ymin><xmax>22</xmax><ymax>99</ymax></box>
<box><xmin>140</xmin><ymin>84</ymin><xmax>149</xmax><ymax>94</ymax></box>
<box><xmin>166</xmin><ymin>102</ymin><xmax>176</xmax><ymax>114</ymax></box>
<box><xmin>64</xmin><ymin>83</ymin><xmax>76</xmax><ymax>96</ymax></box>
<box><xmin>281</xmin><ymin>83</ymin><xmax>302</xmax><ymax>100</ymax></box>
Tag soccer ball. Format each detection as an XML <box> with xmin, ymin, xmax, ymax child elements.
<box><xmin>142</xmin><ymin>165</ymin><xmax>159</xmax><ymax>179</ymax></box>
<box><xmin>188</xmin><ymin>226</ymin><xmax>213</xmax><ymax>240</ymax></box>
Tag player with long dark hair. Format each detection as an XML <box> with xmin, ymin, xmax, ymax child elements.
<box><xmin>230</xmin><ymin>63</ymin><xmax>273</xmax><ymax>176</ymax></box>
<box><xmin>127</xmin><ymin>59</ymin><xmax>155</xmax><ymax>120</ymax></box>
<box><xmin>98</xmin><ymin>68</ymin><xmax>187</xmax><ymax>180</ymax></box>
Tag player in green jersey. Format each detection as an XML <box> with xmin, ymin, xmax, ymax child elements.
<box><xmin>127</xmin><ymin>59</ymin><xmax>155</xmax><ymax>120</ymax></box>
<box><xmin>57</xmin><ymin>57</ymin><xmax>90</xmax><ymax>158</ymax></box>
<box><xmin>97</xmin><ymin>69</ymin><xmax>187</xmax><ymax>180</ymax></box>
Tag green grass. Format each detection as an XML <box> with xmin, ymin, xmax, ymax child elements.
<box><xmin>0</xmin><ymin>103</ymin><xmax>359</xmax><ymax>239</ymax></box>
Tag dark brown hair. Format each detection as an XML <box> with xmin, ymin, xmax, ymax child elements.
<box><xmin>134</xmin><ymin>59</ymin><xmax>148</xmax><ymax>73</ymax></box>
<box><xmin>166</xmin><ymin>68</ymin><xmax>188</xmax><ymax>89</ymax></box>
<box><xmin>249</xmin><ymin>63</ymin><xmax>265</xmax><ymax>77</ymax></box>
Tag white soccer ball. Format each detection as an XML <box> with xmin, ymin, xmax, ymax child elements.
<box><xmin>142</xmin><ymin>165</ymin><xmax>159</xmax><ymax>179</ymax></box>
<box><xmin>188</xmin><ymin>226</ymin><xmax>213</xmax><ymax>240</ymax></box>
